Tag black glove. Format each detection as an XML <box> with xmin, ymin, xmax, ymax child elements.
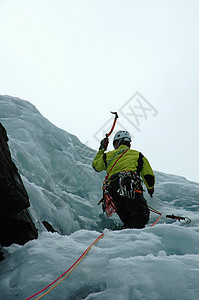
<box><xmin>99</xmin><ymin>137</ymin><xmax>109</xmax><ymax>151</ymax></box>
<box><xmin>148</xmin><ymin>187</ymin><xmax>154</xmax><ymax>198</ymax></box>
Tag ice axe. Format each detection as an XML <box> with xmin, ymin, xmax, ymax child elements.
<box><xmin>106</xmin><ymin>111</ymin><xmax>119</xmax><ymax>138</ymax></box>
<box><xmin>166</xmin><ymin>214</ymin><xmax>191</xmax><ymax>224</ymax></box>
<box><xmin>100</xmin><ymin>112</ymin><xmax>118</xmax><ymax>151</ymax></box>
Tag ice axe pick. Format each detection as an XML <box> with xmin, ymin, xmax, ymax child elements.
<box><xmin>106</xmin><ymin>112</ymin><xmax>119</xmax><ymax>138</ymax></box>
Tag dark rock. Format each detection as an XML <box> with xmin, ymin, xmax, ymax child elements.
<box><xmin>0</xmin><ymin>122</ymin><xmax>38</xmax><ymax>258</ymax></box>
<box><xmin>42</xmin><ymin>221</ymin><xmax>59</xmax><ymax>233</ymax></box>
<box><xmin>0</xmin><ymin>247</ymin><xmax>4</xmax><ymax>262</ymax></box>
<box><xmin>0</xmin><ymin>209</ymin><xmax>38</xmax><ymax>247</ymax></box>
<box><xmin>0</xmin><ymin>123</ymin><xmax>30</xmax><ymax>216</ymax></box>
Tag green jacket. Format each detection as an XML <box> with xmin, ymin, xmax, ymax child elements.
<box><xmin>92</xmin><ymin>145</ymin><xmax>155</xmax><ymax>189</ymax></box>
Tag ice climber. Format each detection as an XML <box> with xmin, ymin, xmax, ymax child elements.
<box><xmin>92</xmin><ymin>130</ymin><xmax>155</xmax><ymax>229</ymax></box>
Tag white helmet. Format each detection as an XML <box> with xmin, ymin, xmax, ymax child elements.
<box><xmin>113</xmin><ymin>131</ymin><xmax>131</xmax><ymax>149</ymax></box>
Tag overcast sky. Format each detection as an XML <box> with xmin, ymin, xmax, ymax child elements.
<box><xmin>0</xmin><ymin>0</ymin><xmax>199</xmax><ymax>183</ymax></box>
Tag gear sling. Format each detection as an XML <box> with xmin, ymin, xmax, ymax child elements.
<box><xmin>98</xmin><ymin>149</ymin><xmax>144</xmax><ymax>217</ymax></box>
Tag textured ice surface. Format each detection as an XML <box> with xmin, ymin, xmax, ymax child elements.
<box><xmin>0</xmin><ymin>96</ymin><xmax>199</xmax><ymax>300</ymax></box>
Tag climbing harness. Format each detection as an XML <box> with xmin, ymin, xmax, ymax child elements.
<box><xmin>115</xmin><ymin>151</ymin><xmax>144</xmax><ymax>199</ymax></box>
<box><xmin>25</xmin><ymin>233</ymin><xmax>104</xmax><ymax>300</ymax></box>
<box><xmin>117</xmin><ymin>171</ymin><xmax>143</xmax><ymax>199</ymax></box>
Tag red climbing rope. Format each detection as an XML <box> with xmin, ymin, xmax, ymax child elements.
<box><xmin>25</xmin><ymin>233</ymin><xmax>104</xmax><ymax>300</ymax></box>
<box><xmin>104</xmin><ymin>192</ymin><xmax>117</xmax><ymax>217</ymax></box>
<box><xmin>148</xmin><ymin>206</ymin><xmax>163</xmax><ymax>227</ymax></box>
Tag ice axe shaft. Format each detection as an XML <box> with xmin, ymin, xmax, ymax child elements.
<box><xmin>106</xmin><ymin>112</ymin><xmax>119</xmax><ymax>138</ymax></box>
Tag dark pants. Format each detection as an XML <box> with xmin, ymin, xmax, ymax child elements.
<box><xmin>110</xmin><ymin>180</ymin><xmax>150</xmax><ymax>229</ymax></box>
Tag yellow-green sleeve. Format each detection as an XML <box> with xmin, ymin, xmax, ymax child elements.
<box><xmin>140</xmin><ymin>156</ymin><xmax>155</xmax><ymax>189</ymax></box>
<box><xmin>92</xmin><ymin>149</ymin><xmax>106</xmax><ymax>172</ymax></box>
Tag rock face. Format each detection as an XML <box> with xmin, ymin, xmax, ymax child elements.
<box><xmin>0</xmin><ymin>122</ymin><xmax>38</xmax><ymax>259</ymax></box>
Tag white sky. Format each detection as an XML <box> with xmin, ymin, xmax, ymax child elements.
<box><xmin>0</xmin><ymin>0</ymin><xmax>199</xmax><ymax>183</ymax></box>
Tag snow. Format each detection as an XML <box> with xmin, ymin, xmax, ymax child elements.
<box><xmin>0</xmin><ymin>95</ymin><xmax>199</xmax><ymax>300</ymax></box>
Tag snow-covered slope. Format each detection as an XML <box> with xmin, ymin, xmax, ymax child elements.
<box><xmin>0</xmin><ymin>95</ymin><xmax>199</xmax><ymax>300</ymax></box>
